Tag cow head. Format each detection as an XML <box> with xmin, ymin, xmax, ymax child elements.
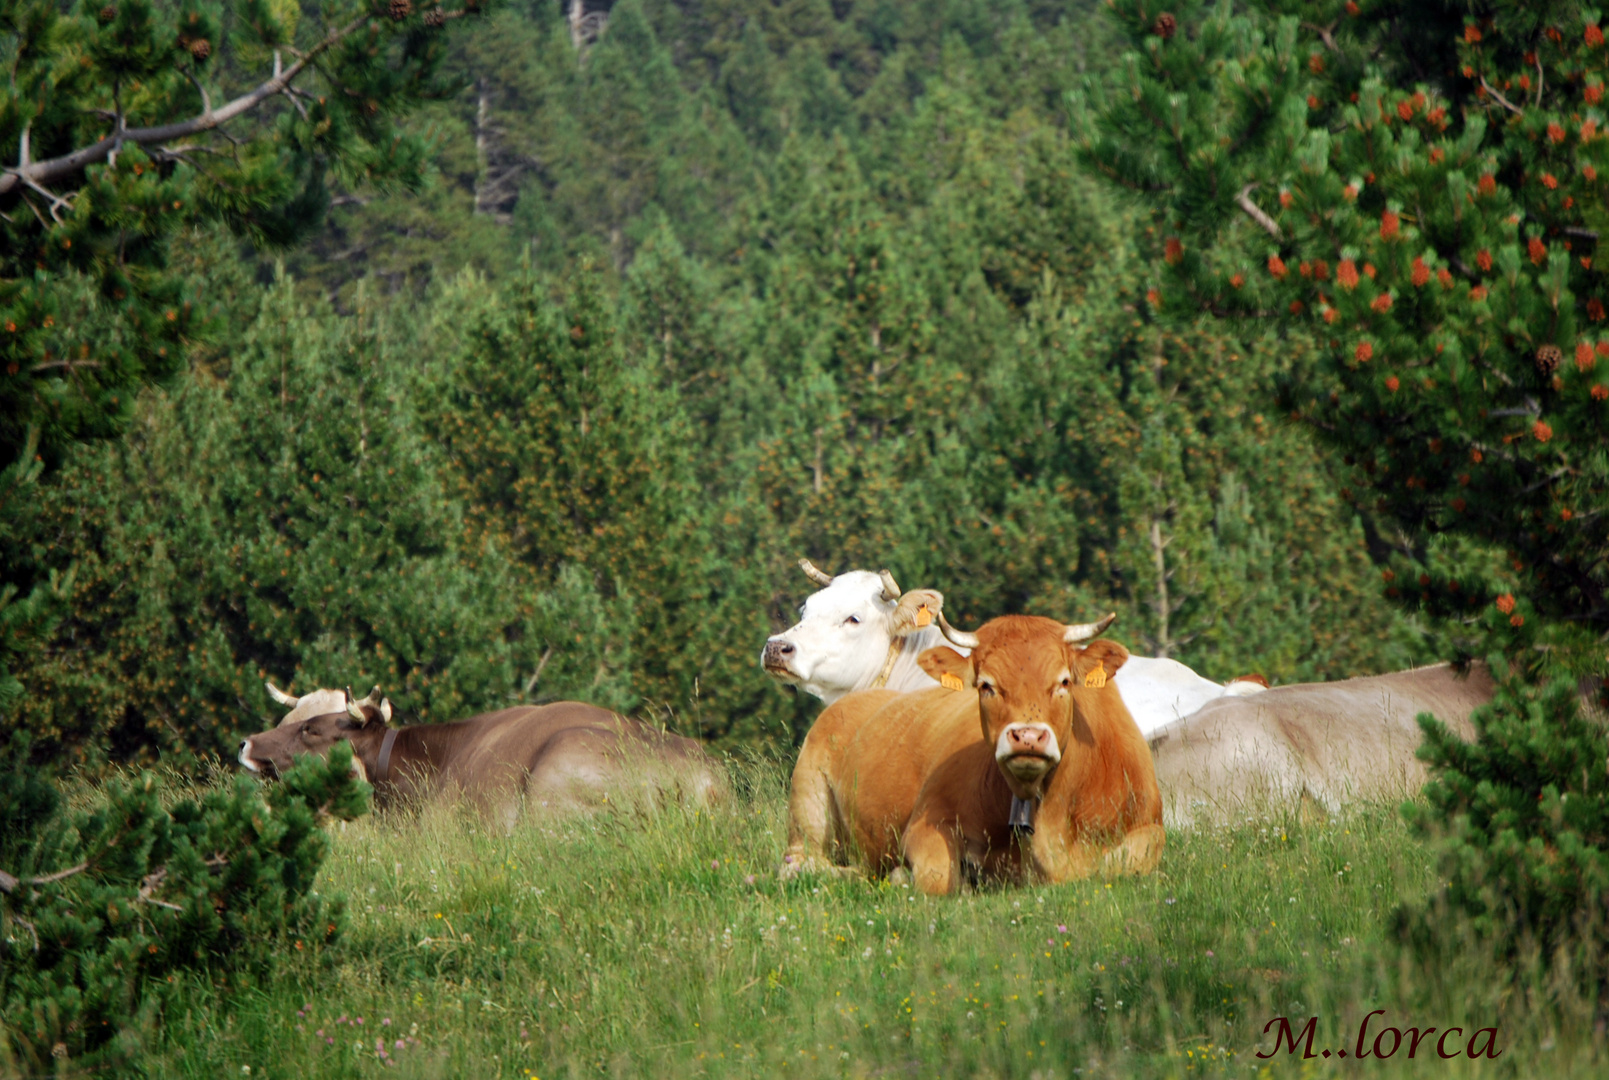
<box><xmin>761</xmin><ymin>559</ymin><xmax>945</xmax><ymax>702</ymax></box>
<box><xmin>918</xmin><ymin>613</ymin><xmax>1124</xmax><ymax>800</ymax></box>
<box><xmin>239</xmin><ymin>686</ymin><xmax>390</xmax><ymax>781</ymax></box>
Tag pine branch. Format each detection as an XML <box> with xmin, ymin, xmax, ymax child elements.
<box><xmin>0</xmin><ymin>14</ymin><xmax>370</xmax><ymax>198</ymax></box>
<box><xmin>1235</xmin><ymin>183</ymin><xmax>1281</xmax><ymax>239</ymax></box>
<box><xmin>0</xmin><ymin>861</ymin><xmax>89</xmax><ymax>894</ymax></box>
<box><xmin>1479</xmin><ymin>76</ymin><xmax>1525</xmax><ymax>116</ymax></box>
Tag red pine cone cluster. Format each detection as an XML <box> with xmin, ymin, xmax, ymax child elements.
<box><xmin>389</xmin><ymin>0</ymin><xmax>412</xmax><ymax>20</ymax></box>
<box><xmin>1154</xmin><ymin>13</ymin><xmax>1176</xmax><ymax>38</ymax></box>
<box><xmin>189</xmin><ymin>38</ymin><xmax>211</xmax><ymax>61</ymax></box>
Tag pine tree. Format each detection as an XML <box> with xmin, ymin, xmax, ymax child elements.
<box><xmin>1076</xmin><ymin>0</ymin><xmax>1609</xmax><ymax>971</ymax></box>
<box><xmin>1</xmin><ymin>0</ymin><xmax>490</xmax><ymax>472</ymax></box>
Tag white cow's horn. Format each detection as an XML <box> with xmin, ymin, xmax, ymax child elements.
<box><xmin>798</xmin><ymin>558</ymin><xmax>835</xmax><ymax>587</ymax></box>
<box><xmin>936</xmin><ymin>612</ymin><xmax>980</xmax><ymax>650</ymax></box>
<box><xmin>878</xmin><ymin>569</ymin><xmax>900</xmax><ymax>603</ymax></box>
<box><xmin>265</xmin><ymin>680</ymin><xmax>299</xmax><ymax>707</ymax></box>
<box><xmin>1063</xmin><ymin>612</ymin><xmax>1117</xmax><ymax>643</ymax></box>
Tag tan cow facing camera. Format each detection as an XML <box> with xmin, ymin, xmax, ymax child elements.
<box><xmin>781</xmin><ymin>613</ymin><xmax>1163</xmax><ymax>894</ymax></box>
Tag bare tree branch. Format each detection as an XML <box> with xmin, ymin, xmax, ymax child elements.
<box><xmin>1301</xmin><ymin>21</ymin><xmax>1338</xmax><ymax>53</ymax></box>
<box><xmin>1236</xmin><ymin>182</ymin><xmax>1282</xmax><ymax>238</ymax></box>
<box><xmin>0</xmin><ymin>14</ymin><xmax>369</xmax><ymax>198</ymax></box>
<box><xmin>0</xmin><ymin>862</ymin><xmax>89</xmax><ymax>894</ymax></box>
<box><xmin>1480</xmin><ymin>76</ymin><xmax>1524</xmax><ymax>116</ymax></box>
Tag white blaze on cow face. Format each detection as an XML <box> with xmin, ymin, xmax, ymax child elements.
<box><xmin>761</xmin><ymin>570</ymin><xmax>952</xmax><ymax>703</ymax></box>
<box><xmin>762</xmin><ymin>571</ymin><xmax>898</xmax><ymax>700</ymax></box>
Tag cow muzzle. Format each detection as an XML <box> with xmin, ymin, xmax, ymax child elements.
<box><xmin>238</xmin><ymin>739</ymin><xmax>280</xmax><ymax>777</ymax></box>
<box><xmin>761</xmin><ymin>638</ymin><xmax>799</xmax><ymax>679</ymax></box>
<box><xmin>995</xmin><ymin>723</ymin><xmax>1061</xmax><ymax>782</ymax></box>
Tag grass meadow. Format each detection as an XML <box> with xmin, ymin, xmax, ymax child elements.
<box><xmin>128</xmin><ymin>759</ymin><xmax>1603</xmax><ymax>1079</ymax></box>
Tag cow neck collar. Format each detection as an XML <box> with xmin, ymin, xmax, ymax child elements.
<box><xmin>375</xmin><ymin>727</ymin><xmax>400</xmax><ymax>784</ymax></box>
<box><xmin>869</xmin><ymin>638</ymin><xmax>903</xmax><ymax>689</ymax></box>
<box><xmin>1009</xmin><ymin>794</ymin><xmax>1037</xmax><ymax>837</ymax></box>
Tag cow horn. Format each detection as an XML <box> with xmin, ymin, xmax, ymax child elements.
<box><xmin>265</xmin><ymin>680</ymin><xmax>299</xmax><ymax>707</ymax></box>
<box><xmin>346</xmin><ymin>687</ymin><xmax>365</xmax><ymax>721</ymax></box>
<box><xmin>878</xmin><ymin>569</ymin><xmax>900</xmax><ymax>602</ymax></box>
<box><xmin>798</xmin><ymin>558</ymin><xmax>835</xmax><ymax>587</ymax></box>
<box><xmin>936</xmin><ymin>612</ymin><xmax>980</xmax><ymax>650</ymax></box>
<box><xmin>1063</xmin><ymin>612</ymin><xmax>1117</xmax><ymax>643</ymax></box>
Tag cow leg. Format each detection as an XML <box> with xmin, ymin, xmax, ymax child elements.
<box><xmin>902</xmin><ymin>819</ymin><xmax>961</xmax><ymax>896</ymax></box>
<box><xmin>1099</xmin><ymin>824</ymin><xmax>1166</xmax><ymax>877</ymax></box>
<box><xmin>781</xmin><ymin>760</ymin><xmax>856</xmax><ymax>879</ymax></box>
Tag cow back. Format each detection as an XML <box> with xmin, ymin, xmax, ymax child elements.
<box><xmin>1149</xmin><ymin>662</ymin><xmax>1494</xmax><ymax>825</ymax></box>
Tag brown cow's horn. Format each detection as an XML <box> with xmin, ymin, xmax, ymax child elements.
<box><xmin>265</xmin><ymin>680</ymin><xmax>299</xmax><ymax>707</ymax></box>
<box><xmin>1063</xmin><ymin>612</ymin><xmax>1117</xmax><ymax>643</ymax></box>
<box><xmin>345</xmin><ymin>685</ymin><xmax>383</xmax><ymax>720</ymax></box>
<box><xmin>936</xmin><ymin>612</ymin><xmax>980</xmax><ymax>650</ymax></box>
<box><xmin>877</xmin><ymin>569</ymin><xmax>900</xmax><ymax>602</ymax></box>
<box><xmin>798</xmin><ymin>558</ymin><xmax>835</xmax><ymax>587</ymax></box>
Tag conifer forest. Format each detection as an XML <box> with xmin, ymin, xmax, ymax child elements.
<box><xmin>5</xmin><ymin>1</ymin><xmax>1609</xmax><ymax>1075</ymax></box>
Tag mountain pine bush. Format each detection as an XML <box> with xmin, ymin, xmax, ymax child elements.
<box><xmin>0</xmin><ymin>737</ymin><xmax>368</xmax><ymax>1070</ymax></box>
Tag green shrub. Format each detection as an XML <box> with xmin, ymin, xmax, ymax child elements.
<box><xmin>0</xmin><ymin>739</ymin><xmax>368</xmax><ymax>1071</ymax></box>
<box><xmin>1400</xmin><ymin>655</ymin><xmax>1609</xmax><ymax>985</ymax></box>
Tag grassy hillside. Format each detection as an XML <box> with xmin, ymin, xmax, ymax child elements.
<box><xmin>121</xmin><ymin>767</ymin><xmax>1600</xmax><ymax>1077</ymax></box>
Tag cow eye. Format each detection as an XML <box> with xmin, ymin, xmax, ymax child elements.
<box><xmin>845</xmin><ymin>615</ymin><xmax>860</xmax><ymax>625</ymax></box>
<box><xmin>977</xmin><ymin>681</ymin><xmax>995</xmax><ymax>697</ymax></box>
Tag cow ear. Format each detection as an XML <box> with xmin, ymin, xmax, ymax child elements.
<box><xmin>918</xmin><ymin>646</ymin><xmax>974</xmax><ymax>689</ymax></box>
<box><xmin>890</xmin><ymin>589</ymin><xmax>944</xmax><ymax>638</ymax></box>
<box><xmin>1073</xmin><ymin>639</ymin><xmax>1130</xmax><ymax>685</ymax></box>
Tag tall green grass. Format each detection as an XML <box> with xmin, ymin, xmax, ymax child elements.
<box><xmin>102</xmin><ymin>762</ymin><xmax>1605</xmax><ymax>1077</ymax></box>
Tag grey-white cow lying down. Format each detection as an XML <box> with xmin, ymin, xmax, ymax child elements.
<box><xmin>1147</xmin><ymin>662</ymin><xmax>1493</xmax><ymax>827</ymax></box>
<box><xmin>760</xmin><ymin>560</ymin><xmax>1266</xmax><ymax>737</ymax></box>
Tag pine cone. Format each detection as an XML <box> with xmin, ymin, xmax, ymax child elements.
<box><xmin>99</xmin><ymin>4</ymin><xmax>116</xmax><ymax>21</ymax></box>
<box><xmin>389</xmin><ymin>0</ymin><xmax>412</xmax><ymax>20</ymax></box>
<box><xmin>1536</xmin><ymin>344</ymin><xmax>1563</xmax><ymax>375</ymax></box>
<box><xmin>424</xmin><ymin>6</ymin><xmax>445</xmax><ymax>26</ymax></box>
<box><xmin>1154</xmin><ymin>13</ymin><xmax>1177</xmax><ymax>39</ymax></box>
<box><xmin>189</xmin><ymin>38</ymin><xmax>211</xmax><ymax>61</ymax></box>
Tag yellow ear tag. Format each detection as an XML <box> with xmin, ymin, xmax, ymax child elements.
<box><xmin>1083</xmin><ymin>667</ymin><xmax>1108</xmax><ymax>689</ymax></box>
<box><xmin>914</xmin><ymin>604</ymin><xmax>933</xmax><ymax>628</ymax></box>
<box><xmin>940</xmin><ymin>673</ymin><xmax>965</xmax><ymax>691</ymax></box>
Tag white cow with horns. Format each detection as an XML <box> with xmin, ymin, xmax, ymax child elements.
<box><xmin>760</xmin><ymin>560</ymin><xmax>1266</xmax><ymax>738</ymax></box>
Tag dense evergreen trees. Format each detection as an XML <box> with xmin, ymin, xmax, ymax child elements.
<box><xmin>4</xmin><ymin>0</ymin><xmax>1441</xmax><ymax>761</ymax></box>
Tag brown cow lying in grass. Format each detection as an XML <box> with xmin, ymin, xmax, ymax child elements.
<box><xmin>781</xmin><ymin>614</ymin><xmax>1163</xmax><ymax>894</ymax></box>
<box><xmin>240</xmin><ymin>685</ymin><xmax>723</xmax><ymax>826</ymax></box>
